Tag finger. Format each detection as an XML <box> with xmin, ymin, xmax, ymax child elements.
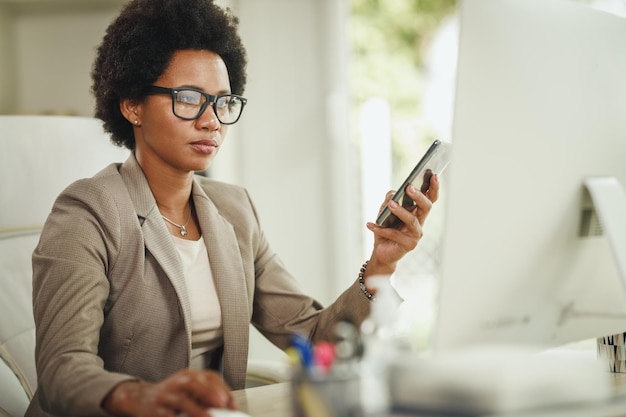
<box><xmin>420</xmin><ymin>169</ymin><xmax>433</xmax><ymax>193</ymax></box>
<box><xmin>225</xmin><ymin>396</ymin><xmax>238</xmax><ymax>410</ymax></box>
<box><xmin>426</xmin><ymin>173</ymin><xmax>440</xmax><ymax>203</ymax></box>
<box><xmin>377</xmin><ymin>190</ymin><xmax>396</xmax><ymax>215</ymax></box>
<box><xmin>154</xmin><ymin>406</ymin><xmax>178</xmax><ymax>417</ymax></box>
<box><xmin>161</xmin><ymin>394</ymin><xmax>209</xmax><ymax>417</ymax></box>
<box><xmin>183</xmin><ymin>371</ymin><xmax>234</xmax><ymax>409</ymax></box>
<box><xmin>404</xmin><ymin>186</ymin><xmax>433</xmax><ymax>223</ymax></box>
<box><xmin>369</xmin><ymin>219</ymin><xmax>421</xmax><ymax>252</ymax></box>
<box><xmin>376</xmin><ymin>200</ymin><xmax>424</xmax><ymax>241</ymax></box>
<box><xmin>146</xmin><ymin>389</ymin><xmax>199</xmax><ymax>417</ymax></box>
<box><xmin>393</xmin><ymin>206</ymin><xmax>424</xmax><ymax>241</ymax></box>
<box><xmin>203</xmin><ymin>378</ymin><xmax>234</xmax><ymax>409</ymax></box>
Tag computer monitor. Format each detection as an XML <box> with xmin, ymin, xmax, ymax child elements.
<box><xmin>434</xmin><ymin>0</ymin><xmax>626</xmax><ymax>350</ymax></box>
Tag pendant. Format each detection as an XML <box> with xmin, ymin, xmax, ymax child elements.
<box><xmin>180</xmin><ymin>226</ymin><xmax>188</xmax><ymax>236</ymax></box>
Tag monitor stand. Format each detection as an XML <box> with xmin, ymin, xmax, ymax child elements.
<box><xmin>584</xmin><ymin>177</ymin><xmax>626</xmax><ymax>290</ymax></box>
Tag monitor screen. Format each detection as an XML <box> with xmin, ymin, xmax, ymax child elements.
<box><xmin>434</xmin><ymin>0</ymin><xmax>626</xmax><ymax>350</ymax></box>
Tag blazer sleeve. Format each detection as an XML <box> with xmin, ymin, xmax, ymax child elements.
<box><xmin>31</xmin><ymin>178</ymin><xmax>136</xmax><ymax>416</ymax></box>
<box><xmin>242</xmin><ymin>190</ymin><xmax>372</xmax><ymax>350</ymax></box>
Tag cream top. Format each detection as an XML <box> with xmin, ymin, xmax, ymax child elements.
<box><xmin>172</xmin><ymin>236</ymin><xmax>223</xmax><ymax>357</ymax></box>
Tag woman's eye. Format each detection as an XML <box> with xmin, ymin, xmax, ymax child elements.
<box><xmin>177</xmin><ymin>93</ymin><xmax>201</xmax><ymax>105</ymax></box>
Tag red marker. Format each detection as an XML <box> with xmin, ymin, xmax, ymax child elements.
<box><xmin>313</xmin><ymin>341</ymin><xmax>336</xmax><ymax>373</ymax></box>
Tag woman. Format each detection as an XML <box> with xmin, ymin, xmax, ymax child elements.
<box><xmin>26</xmin><ymin>0</ymin><xmax>438</xmax><ymax>416</ymax></box>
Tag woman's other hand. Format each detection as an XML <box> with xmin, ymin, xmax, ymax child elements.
<box><xmin>102</xmin><ymin>369</ymin><xmax>236</xmax><ymax>417</ymax></box>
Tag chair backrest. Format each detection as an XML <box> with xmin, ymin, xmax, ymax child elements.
<box><xmin>0</xmin><ymin>115</ymin><xmax>128</xmax><ymax>416</ymax></box>
<box><xmin>0</xmin><ymin>353</ymin><xmax>30</xmax><ymax>417</ymax></box>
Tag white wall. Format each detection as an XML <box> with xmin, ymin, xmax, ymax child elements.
<box><xmin>0</xmin><ymin>0</ymin><xmax>361</xmax><ymax>363</ymax></box>
<box><xmin>214</xmin><ymin>0</ymin><xmax>360</xmax><ymax>362</ymax></box>
<box><xmin>1</xmin><ymin>2</ymin><xmax>123</xmax><ymax>115</ymax></box>
<box><xmin>13</xmin><ymin>9</ymin><xmax>121</xmax><ymax>115</ymax></box>
<box><xmin>231</xmin><ymin>0</ymin><xmax>359</xmax><ymax>297</ymax></box>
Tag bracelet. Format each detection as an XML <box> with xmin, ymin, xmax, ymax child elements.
<box><xmin>358</xmin><ymin>260</ymin><xmax>376</xmax><ymax>301</ymax></box>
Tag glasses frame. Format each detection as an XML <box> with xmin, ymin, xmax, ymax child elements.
<box><xmin>146</xmin><ymin>86</ymin><xmax>247</xmax><ymax>125</ymax></box>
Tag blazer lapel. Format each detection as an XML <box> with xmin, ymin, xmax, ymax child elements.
<box><xmin>118</xmin><ymin>155</ymin><xmax>194</xmax><ymax>355</ymax></box>
<box><xmin>192</xmin><ymin>180</ymin><xmax>250</xmax><ymax>390</ymax></box>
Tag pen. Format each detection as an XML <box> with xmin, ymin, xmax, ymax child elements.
<box><xmin>291</xmin><ymin>333</ymin><xmax>314</xmax><ymax>369</ymax></box>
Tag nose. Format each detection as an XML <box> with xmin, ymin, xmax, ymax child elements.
<box><xmin>195</xmin><ymin>103</ymin><xmax>220</xmax><ymax>131</ymax></box>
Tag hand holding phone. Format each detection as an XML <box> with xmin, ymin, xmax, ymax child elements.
<box><xmin>375</xmin><ymin>140</ymin><xmax>451</xmax><ymax>229</ymax></box>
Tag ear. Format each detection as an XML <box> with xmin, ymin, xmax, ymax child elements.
<box><xmin>120</xmin><ymin>98</ymin><xmax>142</xmax><ymax>125</ymax></box>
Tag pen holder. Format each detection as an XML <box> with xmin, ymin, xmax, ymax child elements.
<box><xmin>290</xmin><ymin>365</ymin><xmax>362</xmax><ymax>417</ymax></box>
<box><xmin>597</xmin><ymin>332</ymin><xmax>626</xmax><ymax>372</ymax></box>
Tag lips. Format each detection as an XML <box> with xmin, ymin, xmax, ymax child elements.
<box><xmin>189</xmin><ymin>139</ymin><xmax>219</xmax><ymax>154</ymax></box>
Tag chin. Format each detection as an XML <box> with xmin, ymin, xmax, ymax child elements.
<box><xmin>191</xmin><ymin>164</ymin><xmax>211</xmax><ymax>174</ymax></box>
<box><xmin>192</xmin><ymin>154</ymin><xmax>216</xmax><ymax>172</ymax></box>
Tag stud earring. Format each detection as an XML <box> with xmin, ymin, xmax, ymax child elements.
<box><xmin>133</xmin><ymin>120</ymin><xmax>139</xmax><ymax>125</ymax></box>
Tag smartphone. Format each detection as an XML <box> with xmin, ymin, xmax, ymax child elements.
<box><xmin>375</xmin><ymin>139</ymin><xmax>451</xmax><ymax>229</ymax></box>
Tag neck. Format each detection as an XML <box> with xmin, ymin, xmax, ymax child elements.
<box><xmin>135</xmin><ymin>157</ymin><xmax>194</xmax><ymax>221</ymax></box>
<box><xmin>152</xmin><ymin>181</ymin><xmax>193</xmax><ymax>215</ymax></box>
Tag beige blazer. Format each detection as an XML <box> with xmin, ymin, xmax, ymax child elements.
<box><xmin>26</xmin><ymin>154</ymin><xmax>371</xmax><ymax>417</ymax></box>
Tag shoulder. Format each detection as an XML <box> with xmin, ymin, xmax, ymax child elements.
<box><xmin>59</xmin><ymin>163</ymin><xmax>129</xmax><ymax>207</ymax></box>
<box><xmin>50</xmin><ymin>163</ymin><xmax>136</xmax><ymax>232</ymax></box>
<box><xmin>38</xmin><ymin>164</ymin><xmax>132</xmax><ymax>267</ymax></box>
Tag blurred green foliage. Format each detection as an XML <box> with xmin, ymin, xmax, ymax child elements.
<box><xmin>349</xmin><ymin>0</ymin><xmax>456</xmax><ymax>181</ymax></box>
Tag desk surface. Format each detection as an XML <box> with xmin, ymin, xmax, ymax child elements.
<box><xmin>612</xmin><ymin>372</ymin><xmax>626</xmax><ymax>393</ymax></box>
<box><xmin>233</xmin><ymin>382</ymin><xmax>290</xmax><ymax>417</ymax></box>
<box><xmin>233</xmin><ymin>373</ymin><xmax>626</xmax><ymax>417</ymax></box>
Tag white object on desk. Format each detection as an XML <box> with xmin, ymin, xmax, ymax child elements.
<box><xmin>207</xmin><ymin>408</ymin><xmax>252</xmax><ymax>417</ymax></box>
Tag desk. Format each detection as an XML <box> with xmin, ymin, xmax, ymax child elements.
<box><xmin>611</xmin><ymin>372</ymin><xmax>626</xmax><ymax>395</ymax></box>
<box><xmin>233</xmin><ymin>382</ymin><xmax>290</xmax><ymax>417</ymax></box>
<box><xmin>233</xmin><ymin>373</ymin><xmax>626</xmax><ymax>417</ymax></box>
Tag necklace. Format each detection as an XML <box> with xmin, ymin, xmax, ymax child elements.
<box><xmin>161</xmin><ymin>207</ymin><xmax>192</xmax><ymax>237</ymax></box>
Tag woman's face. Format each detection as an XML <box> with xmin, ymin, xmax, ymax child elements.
<box><xmin>129</xmin><ymin>49</ymin><xmax>232</xmax><ymax>174</ymax></box>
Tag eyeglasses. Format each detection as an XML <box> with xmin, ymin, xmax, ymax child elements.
<box><xmin>147</xmin><ymin>86</ymin><xmax>247</xmax><ymax>125</ymax></box>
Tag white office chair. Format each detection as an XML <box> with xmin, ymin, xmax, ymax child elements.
<box><xmin>0</xmin><ymin>115</ymin><xmax>129</xmax><ymax>416</ymax></box>
<box><xmin>245</xmin><ymin>358</ymin><xmax>291</xmax><ymax>388</ymax></box>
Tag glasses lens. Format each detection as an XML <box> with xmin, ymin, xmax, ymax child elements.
<box><xmin>173</xmin><ymin>90</ymin><xmax>205</xmax><ymax>119</ymax></box>
<box><xmin>215</xmin><ymin>95</ymin><xmax>244</xmax><ymax>124</ymax></box>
